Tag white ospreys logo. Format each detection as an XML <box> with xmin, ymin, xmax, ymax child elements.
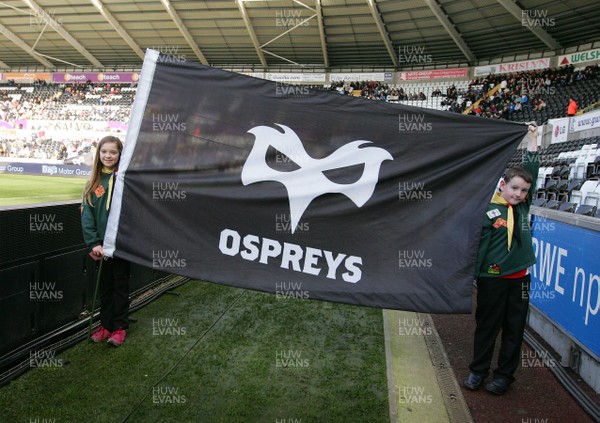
<box><xmin>241</xmin><ymin>124</ymin><xmax>393</xmax><ymax>233</ymax></box>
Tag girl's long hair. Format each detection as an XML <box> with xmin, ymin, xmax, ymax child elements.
<box><xmin>82</xmin><ymin>136</ymin><xmax>123</xmax><ymax>206</ymax></box>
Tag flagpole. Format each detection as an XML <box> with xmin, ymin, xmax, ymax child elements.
<box><xmin>88</xmin><ymin>259</ymin><xmax>104</xmax><ymax>340</ymax></box>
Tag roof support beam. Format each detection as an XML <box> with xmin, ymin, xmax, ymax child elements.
<box><xmin>366</xmin><ymin>0</ymin><xmax>398</xmax><ymax>67</ymax></box>
<box><xmin>159</xmin><ymin>0</ymin><xmax>209</xmax><ymax>65</ymax></box>
<box><xmin>316</xmin><ymin>0</ymin><xmax>328</xmax><ymax>67</ymax></box>
<box><xmin>89</xmin><ymin>0</ymin><xmax>145</xmax><ymax>60</ymax></box>
<box><xmin>24</xmin><ymin>0</ymin><xmax>103</xmax><ymax>67</ymax></box>
<box><xmin>423</xmin><ymin>0</ymin><xmax>476</xmax><ymax>63</ymax></box>
<box><xmin>0</xmin><ymin>60</ymin><xmax>9</xmax><ymax>69</ymax></box>
<box><xmin>236</xmin><ymin>0</ymin><xmax>267</xmax><ymax>67</ymax></box>
<box><xmin>0</xmin><ymin>23</ymin><xmax>54</xmax><ymax>68</ymax></box>
<box><xmin>259</xmin><ymin>1</ymin><xmax>316</xmax><ymax>68</ymax></box>
<box><xmin>495</xmin><ymin>0</ymin><xmax>562</xmax><ymax>50</ymax></box>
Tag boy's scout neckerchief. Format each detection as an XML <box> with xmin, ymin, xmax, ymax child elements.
<box><xmin>101</xmin><ymin>167</ymin><xmax>114</xmax><ymax>211</ymax></box>
<box><xmin>491</xmin><ymin>192</ymin><xmax>514</xmax><ymax>251</ymax></box>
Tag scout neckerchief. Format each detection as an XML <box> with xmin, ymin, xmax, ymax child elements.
<box><xmin>491</xmin><ymin>192</ymin><xmax>514</xmax><ymax>251</ymax></box>
<box><xmin>101</xmin><ymin>167</ymin><xmax>114</xmax><ymax>211</ymax></box>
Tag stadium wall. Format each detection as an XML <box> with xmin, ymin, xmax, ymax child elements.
<box><xmin>0</xmin><ymin>200</ymin><xmax>169</xmax><ymax>365</ymax></box>
<box><xmin>528</xmin><ymin>207</ymin><xmax>600</xmax><ymax>393</ymax></box>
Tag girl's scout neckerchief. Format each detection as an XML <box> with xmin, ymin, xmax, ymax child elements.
<box><xmin>101</xmin><ymin>167</ymin><xmax>114</xmax><ymax>210</ymax></box>
<box><xmin>490</xmin><ymin>192</ymin><xmax>515</xmax><ymax>251</ymax></box>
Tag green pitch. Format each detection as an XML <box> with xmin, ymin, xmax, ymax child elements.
<box><xmin>0</xmin><ymin>174</ymin><xmax>87</xmax><ymax>206</ymax></box>
<box><xmin>0</xmin><ymin>281</ymin><xmax>389</xmax><ymax>422</ymax></box>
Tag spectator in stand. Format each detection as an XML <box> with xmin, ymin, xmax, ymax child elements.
<box><xmin>520</xmin><ymin>93</ymin><xmax>530</xmax><ymax>109</ymax></box>
<box><xmin>514</xmin><ymin>101</ymin><xmax>522</xmax><ymax>112</ymax></box>
<box><xmin>567</xmin><ymin>97</ymin><xmax>578</xmax><ymax>116</ymax></box>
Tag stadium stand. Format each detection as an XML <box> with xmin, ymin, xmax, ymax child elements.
<box><xmin>1</xmin><ymin>63</ymin><xmax>599</xmax><ymax>221</ymax></box>
<box><xmin>507</xmin><ymin>135</ymin><xmax>600</xmax><ymax>216</ymax></box>
<box><xmin>0</xmin><ymin>80</ymin><xmax>135</xmax><ymax>161</ymax></box>
<box><xmin>328</xmin><ymin>64</ymin><xmax>599</xmax><ymax>126</ymax></box>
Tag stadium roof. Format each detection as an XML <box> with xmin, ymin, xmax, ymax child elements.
<box><xmin>0</xmin><ymin>0</ymin><xmax>598</xmax><ymax>71</ymax></box>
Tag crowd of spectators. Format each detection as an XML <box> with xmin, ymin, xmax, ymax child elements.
<box><xmin>0</xmin><ymin>80</ymin><xmax>134</xmax><ymax>160</ymax></box>
<box><xmin>1</xmin><ymin>81</ymin><xmax>134</xmax><ymax>123</ymax></box>
<box><xmin>325</xmin><ymin>64</ymin><xmax>599</xmax><ymax>122</ymax></box>
<box><xmin>327</xmin><ymin>80</ymin><xmax>428</xmax><ymax>101</ymax></box>
<box><xmin>0</xmin><ymin>136</ymin><xmax>92</xmax><ymax>161</ymax></box>
<box><xmin>1</xmin><ymin>64</ymin><xmax>598</xmax><ymax>161</ymax></box>
<box><xmin>446</xmin><ymin>64</ymin><xmax>599</xmax><ymax>119</ymax></box>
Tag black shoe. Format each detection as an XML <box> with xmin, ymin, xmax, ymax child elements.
<box><xmin>485</xmin><ymin>376</ymin><xmax>512</xmax><ymax>395</ymax></box>
<box><xmin>463</xmin><ymin>372</ymin><xmax>484</xmax><ymax>390</ymax></box>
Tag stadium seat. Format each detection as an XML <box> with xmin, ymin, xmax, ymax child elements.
<box><xmin>536</xmin><ymin>168</ymin><xmax>549</xmax><ymax>190</ymax></box>
<box><xmin>544</xmin><ymin>199</ymin><xmax>562</xmax><ymax>210</ymax></box>
<box><xmin>566</xmin><ymin>179</ymin><xmax>583</xmax><ymax>193</ymax></box>
<box><xmin>556</xmin><ymin>179</ymin><xmax>572</xmax><ymax>202</ymax></box>
<box><xmin>590</xmin><ymin>156</ymin><xmax>600</xmax><ymax>177</ymax></box>
<box><xmin>574</xmin><ymin>157</ymin><xmax>589</xmax><ymax>180</ymax></box>
<box><xmin>570</xmin><ymin>179</ymin><xmax>599</xmax><ymax>206</ymax></box>
<box><xmin>558</xmin><ymin>202</ymin><xmax>577</xmax><ymax>213</ymax></box>
<box><xmin>575</xmin><ymin>204</ymin><xmax>597</xmax><ymax>216</ymax></box>
<box><xmin>542</xmin><ymin>178</ymin><xmax>560</xmax><ymax>200</ymax></box>
<box><xmin>551</xmin><ymin>165</ymin><xmax>569</xmax><ymax>179</ymax></box>
<box><xmin>533</xmin><ymin>198</ymin><xmax>547</xmax><ymax>207</ymax></box>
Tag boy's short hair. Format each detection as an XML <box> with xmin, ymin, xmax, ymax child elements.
<box><xmin>503</xmin><ymin>166</ymin><xmax>533</xmax><ymax>184</ymax></box>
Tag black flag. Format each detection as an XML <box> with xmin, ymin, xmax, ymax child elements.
<box><xmin>105</xmin><ymin>50</ymin><xmax>527</xmax><ymax>313</ymax></box>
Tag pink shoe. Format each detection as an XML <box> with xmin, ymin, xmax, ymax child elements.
<box><xmin>107</xmin><ymin>328</ymin><xmax>126</xmax><ymax>347</ymax></box>
<box><xmin>90</xmin><ymin>326</ymin><xmax>111</xmax><ymax>343</ymax></box>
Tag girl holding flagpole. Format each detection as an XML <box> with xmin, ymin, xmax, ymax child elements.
<box><xmin>81</xmin><ymin>135</ymin><xmax>130</xmax><ymax>346</ymax></box>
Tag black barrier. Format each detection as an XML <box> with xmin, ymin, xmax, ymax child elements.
<box><xmin>0</xmin><ymin>200</ymin><xmax>168</xmax><ymax>361</ymax></box>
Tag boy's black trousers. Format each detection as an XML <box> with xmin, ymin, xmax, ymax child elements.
<box><xmin>98</xmin><ymin>256</ymin><xmax>131</xmax><ymax>332</ymax></box>
<box><xmin>469</xmin><ymin>275</ymin><xmax>530</xmax><ymax>381</ymax></box>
